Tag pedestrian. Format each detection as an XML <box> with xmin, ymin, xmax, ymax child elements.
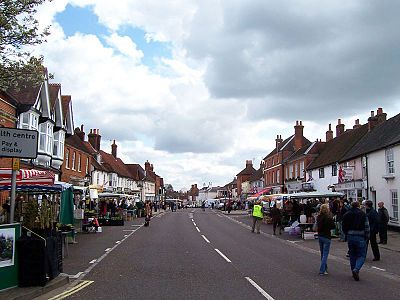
<box><xmin>342</xmin><ymin>201</ymin><xmax>370</xmax><ymax>281</ymax></box>
<box><xmin>316</xmin><ymin>204</ymin><xmax>336</xmax><ymax>275</ymax></box>
<box><xmin>365</xmin><ymin>200</ymin><xmax>380</xmax><ymax>261</ymax></box>
<box><xmin>377</xmin><ymin>201</ymin><xmax>389</xmax><ymax>244</ymax></box>
<box><xmin>270</xmin><ymin>204</ymin><xmax>282</xmax><ymax>235</ymax></box>
<box><xmin>251</xmin><ymin>200</ymin><xmax>264</xmax><ymax>234</ymax></box>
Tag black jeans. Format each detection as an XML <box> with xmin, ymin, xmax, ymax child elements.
<box><xmin>273</xmin><ymin>220</ymin><xmax>282</xmax><ymax>234</ymax></box>
<box><xmin>366</xmin><ymin>233</ymin><xmax>380</xmax><ymax>259</ymax></box>
<box><xmin>379</xmin><ymin>223</ymin><xmax>388</xmax><ymax>243</ymax></box>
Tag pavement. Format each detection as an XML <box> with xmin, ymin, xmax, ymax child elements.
<box><xmin>0</xmin><ymin>210</ymin><xmax>165</xmax><ymax>300</ymax></box>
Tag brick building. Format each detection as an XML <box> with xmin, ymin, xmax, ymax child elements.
<box><xmin>263</xmin><ymin>121</ymin><xmax>310</xmax><ymax>194</ymax></box>
<box><xmin>236</xmin><ymin>160</ymin><xmax>256</xmax><ymax>198</ymax></box>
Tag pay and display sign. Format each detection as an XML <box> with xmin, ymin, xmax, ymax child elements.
<box><xmin>0</xmin><ymin>128</ymin><xmax>38</xmax><ymax>159</ymax></box>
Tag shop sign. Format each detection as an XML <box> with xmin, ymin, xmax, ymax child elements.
<box><xmin>12</xmin><ymin>158</ymin><xmax>20</xmax><ymax>171</ymax></box>
<box><xmin>343</xmin><ymin>167</ymin><xmax>354</xmax><ymax>181</ymax></box>
<box><xmin>0</xmin><ymin>128</ymin><xmax>38</xmax><ymax>158</ymax></box>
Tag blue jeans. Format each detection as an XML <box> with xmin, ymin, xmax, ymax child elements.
<box><xmin>319</xmin><ymin>236</ymin><xmax>331</xmax><ymax>274</ymax></box>
<box><xmin>347</xmin><ymin>235</ymin><xmax>367</xmax><ymax>272</ymax></box>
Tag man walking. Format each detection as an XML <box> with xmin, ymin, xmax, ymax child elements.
<box><xmin>251</xmin><ymin>200</ymin><xmax>264</xmax><ymax>234</ymax></box>
<box><xmin>365</xmin><ymin>200</ymin><xmax>380</xmax><ymax>261</ymax></box>
<box><xmin>378</xmin><ymin>201</ymin><xmax>389</xmax><ymax>244</ymax></box>
<box><xmin>342</xmin><ymin>201</ymin><xmax>370</xmax><ymax>281</ymax></box>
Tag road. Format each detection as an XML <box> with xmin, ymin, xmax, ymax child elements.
<box><xmin>41</xmin><ymin>209</ymin><xmax>400</xmax><ymax>299</ymax></box>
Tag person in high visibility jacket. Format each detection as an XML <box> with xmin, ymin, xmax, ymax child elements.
<box><xmin>251</xmin><ymin>200</ymin><xmax>264</xmax><ymax>234</ymax></box>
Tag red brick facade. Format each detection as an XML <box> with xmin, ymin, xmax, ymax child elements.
<box><xmin>60</xmin><ymin>145</ymin><xmax>91</xmax><ymax>185</ymax></box>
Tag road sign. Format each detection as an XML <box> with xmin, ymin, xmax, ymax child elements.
<box><xmin>0</xmin><ymin>128</ymin><xmax>38</xmax><ymax>158</ymax></box>
<box><xmin>12</xmin><ymin>158</ymin><xmax>20</xmax><ymax>170</ymax></box>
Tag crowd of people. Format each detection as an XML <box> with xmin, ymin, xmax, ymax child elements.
<box><xmin>250</xmin><ymin>197</ymin><xmax>390</xmax><ymax>281</ymax></box>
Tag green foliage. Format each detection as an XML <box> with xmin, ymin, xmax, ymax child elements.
<box><xmin>0</xmin><ymin>0</ymin><xmax>51</xmax><ymax>91</ymax></box>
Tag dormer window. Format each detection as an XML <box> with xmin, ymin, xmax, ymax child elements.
<box><xmin>19</xmin><ymin>111</ymin><xmax>39</xmax><ymax>131</ymax></box>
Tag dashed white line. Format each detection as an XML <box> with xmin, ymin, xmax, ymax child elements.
<box><xmin>372</xmin><ymin>266</ymin><xmax>386</xmax><ymax>272</ymax></box>
<box><xmin>116</xmin><ymin>241</ymin><xmax>120</xmax><ymax>244</ymax></box>
<box><xmin>105</xmin><ymin>248</ymin><xmax>111</xmax><ymax>252</ymax></box>
<box><xmin>195</xmin><ymin>227</ymin><xmax>200</xmax><ymax>232</ymax></box>
<box><xmin>193</xmin><ymin>222</ymin><xmax>197</xmax><ymax>226</ymax></box>
<box><xmin>202</xmin><ymin>235</ymin><xmax>210</xmax><ymax>243</ymax></box>
<box><xmin>215</xmin><ymin>248</ymin><xmax>231</xmax><ymax>263</ymax></box>
<box><xmin>245</xmin><ymin>277</ymin><xmax>275</xmax><ymax>300</ymax></box>
<box><xmin>89</xmin><ymin>259</ymin><xmax>97</xmax><ymax>264</ymax></box>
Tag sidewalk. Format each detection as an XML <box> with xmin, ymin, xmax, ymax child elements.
<box><xmin>230</xmin><ymin>213</ymin><xmax>400</xmax><ymax>277</ymax></box>
<box><xmin>0</xmin><ymin>211</ymin><xmax>164</xmax><ymax>300</ymax></box>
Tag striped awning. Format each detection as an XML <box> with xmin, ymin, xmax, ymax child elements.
<box><xmin>0</xmin><ymin>168</ymin><xmax>55</xmax><ymax>186</ymax></box>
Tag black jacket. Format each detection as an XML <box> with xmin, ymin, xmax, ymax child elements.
<box><xmin>342</xmin><ymin>207</ymin><xmax>369</xmax><ymax>239</ymax></box>
<box><xmin>378</xmin><ymin>207</ymin><xmax>389</xmax><ymax>224</ymax></box>
<box><xmin>366</xmin><ymin>208</ymin><xmax>380</xmax><ymax>235</ymax></box>
<box><xmin>317</xmin><ymin>214</ymin><xmax>336</xmax><ymax>239</ymax></box>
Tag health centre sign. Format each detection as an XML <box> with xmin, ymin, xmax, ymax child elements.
<box><xmin>0</xmin><ymin>128</ymin><xmax>38</xmax><ymax>159</ymax></box>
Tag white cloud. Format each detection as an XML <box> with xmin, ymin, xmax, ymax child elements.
<box><xmin>31</xmin><ymin>0</ymin><xmax>400</xmax><ymax>189</ymax></box>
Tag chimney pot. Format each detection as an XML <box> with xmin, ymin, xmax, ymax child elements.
<box><xmin>338</xmin><ymin>119</ymin><xmax>341</xmax><ymax>125</ymax></box>
<box><xmin>371</xmin><ymin>111</ymin><xmax>374</xmax><ymax>117</ymax></box>
<box><xmin>377</xmin><ymin>108</ymin><xmax>383</xmax><ymax>115</ymax></box>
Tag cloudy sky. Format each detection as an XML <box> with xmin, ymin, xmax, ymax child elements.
<box><xmin>33</xmin><ymin>0</ymin><xmax>400</xmax><ymax>190</ymax></box>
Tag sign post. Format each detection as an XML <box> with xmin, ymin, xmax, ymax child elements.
<box><xmin>0</xmin><ymin>128</ymin><xmax>38</xmax><ymax>223</ymax></box>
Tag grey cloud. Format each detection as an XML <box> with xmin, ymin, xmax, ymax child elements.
<box><xmin>185</xmin><ymin>1</ymin><xmax>400</xmax><ymax>122</ymax></box>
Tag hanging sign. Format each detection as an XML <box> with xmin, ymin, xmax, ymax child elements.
<box><xmin>11</xmin><ymin>158</ymin><xmax>20</xmax><ymax>171</ymax></box>
<box><xmin>0</xmin><ymin>128</ymin><xmax>38</xmax><ymax>158</ymax></box>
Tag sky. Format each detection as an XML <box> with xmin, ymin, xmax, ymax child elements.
<box><xmin>32</xmin><ymin>0</ymin><xmax>400</xmax><ymax>191</ymax></box>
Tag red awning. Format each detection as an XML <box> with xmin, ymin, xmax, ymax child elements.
<box><xmin>252</xmin><ymin>187</ymin><xmax>272</xmax><ymax>198</ymax></box>
<box><xmin>0</xmin><ymin>168</ymin><xmax>55</xmax><ymax>186</ymax></box>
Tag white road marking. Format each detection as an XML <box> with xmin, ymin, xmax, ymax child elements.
<box><xmin>215</xmin><ymin>248</ymin><xmax>231</xmax><ymax>263</ymax></box>
<box><xmin>132</xmin><ymin>225</ymin><xmax>142</xmax><ymax>227</ymax></box>
<box><xmin>245</xmin><ymin>277</ymin><xmax>275</xmax><ymax>300</ymax></box>
<box><xmin>372</xmin><ymin>266</ymin><xmax>386</xmax><ymax>272</ymax></box>
<box><xmin>105</xmin><ymin>248</ymin><xmax>111</xmax><ymax>252</ymax></box>
<box><xmin>123</xmin><ymin>229</ymin><xmax>135</xmax><ymax>231</ymax></box>
<box><xmin>116</xmin><ymin>241</ymin><xmax>120</xmax><ymax>244</ymax></box>
<box><xmin>193</xmin><ymin>222</ymin><xmax>197</xmax><ymax>226</ymax></box>
<box><xmin>195</xmin><ymin>227</ymin><xmax>200</xmax><ymax>232</ymax></box>
<box><xmin>191</xmin><ymin>219</ymin><xmax>194</xmax><ymax>222</ymax></box>
<box><xmin>202</xmin><ymin>235</ymin><xmax>210</xmax><ymax>243</ymax></box>
<box><xmin>89</xmin><ymin>259</ymin><xmax>97</xmax><ymax>264</ymax></box>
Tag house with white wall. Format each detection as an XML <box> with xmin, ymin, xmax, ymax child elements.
<box><xmin>10</xmin><ymin>72</ymin><xmax>74</xmax><ymax>180</ymax></box>
<box><xmin>307</xmin><ymin>119</ymin><xmax>368</xmax><ymax>195</ymax></box>
<box><xmin>340</xmin><ymin>109</ymin><xmax>400</xmax><ymax>227</ymax></box>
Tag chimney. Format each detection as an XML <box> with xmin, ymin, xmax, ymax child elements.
<box><xmin>246</xmin><ymin>160</ymin><xmax>253</xmax><ymax>167</ymax></box>
<box><xmin>275</xmin><ymin>134</ymin><xmax>283</xmax><ymax>150</ymax></box>
<box><xmin>326</xmin><ymin>124</ymin><xmax>333</xmax><ymax>142</ymax></box>
<box><xmin>150</xmin><ymin>164</ymin><xmax>154</xmax><ymax>172</ymax></box>
<box><xmin>294</xmin><ymin>120</ymin><xmax>304</xmax><ymax>150</ymax></box>
<box><xmin>88</xmin><ymin>129</ymin><xmax>101</xmax><ymax>151</ymax></box>
<box><xmin>74</xmin><ymin>124</ymin><xmax>85</xmax><ymax>141</ymax></box>
<box><xmin>376</xmin><ymin>107</ymin><xmax>387</xmax><ymax>124</ymax></box>
<box><xmin>368</xmin><ymin>110</ymin><xmax>379</xmax><ymax>132</ymax></box>
<box><xmin>145</xmin><ymin>160</ymin><xmax>151</xmax><ymax>171</ymax></box>
<box><xmin>111</xmin><ymin>140</ymin><xmax>117</xmax><ymax>158</ymax></box>
<box><xmin>336</xmin><ymin>119</ymin><xmax>345</xmax><ymax>137</ymax></box>
<box><xmin>353</xmin><ymin>119</ymin><xmax>362</xmax><ymax>129</ymax></box>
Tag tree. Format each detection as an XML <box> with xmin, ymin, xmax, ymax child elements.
<box><xmin>0</xmin><ymin>0</ymin><xmax>51</xmax><ymax>91</ymax></box>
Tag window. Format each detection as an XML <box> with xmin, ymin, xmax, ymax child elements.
<box><xmin>295</xmin><ymin>163</ymin><xmax>299</xmax><ymax>178</ymax></box>
<box><xmin>78</xmin><ymin>154</ymin><xmax>81</xmax><ymax>172</ymax></box>
<box><xmin>300</xmin><ymin>161</ymin><xmax>305</xmax><ymax>178</ymax></box>
<box><xmin>386</xmin><ymin>148</ymin><xmax>395</xmax><ymax>174</ymax></box>
<box><xmin>38</xmin><ymin>122</ymin><xmax>53</xmax><ymax>154</ymax></box>
<box><xmin>289</xmin><ymin>164</ymin><xmax>293</xmax><ymax>179</ymax></box>
<box><xmin>65</xmin><ymin>149</ymin><xmax>70</xmax><ymax>169</ymax></box>
<box><xmin>71</xmin><ymin>151</ymin><xmax>76</xmax><ymax>170</ymax></box>
<box><xmin>19</xmin><ymin>112</ymin><xmax>39</xmax><ymax>130</ymax></box>
<box><xmin>109</xmin><ymin>174</ymin><xmax>113</xmax><ymax>186</ymax></box>
<box><xmin>272</xmin><ymin>171</ymin><xmax>275</xmax><ymax>183</ymax></box>
<box><xmin>86</xmin><ymin>157</ymin><xmax>89</xmax><ymax>174</ymax></box>
<box><xmin>97</xmin><ymin>174</ymin><xmax>100</xmax><ymax>185</ymax></box>
<box><xmin>391</xmin><ymin>190</ymin><xmax>398</xmax><ymax>221</ymax></box>
<box><xmin>285</xmin><ymin>166</ymin><xmax>289</xmax><ymax>180</ymax></box>
<box><xmin>319</xmin><ymin>168</ymin><xmax>325</xmax><ymax>178</ymax></box>
<box><xmin>277</xmin><ymin>169</ymin><xmax>280</xmax><ymax>183</ymax></box>
<box><xmin>332</xmin><ymin>164</ymin><xmax>337</xmax><ymax>176</ymax></box>
<box><xmin>53</xmin><ymin>131</ymin><xmax>65</xmax><ymax>158</ymax></box>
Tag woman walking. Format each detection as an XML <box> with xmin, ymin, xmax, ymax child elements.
<box><xmin>317</xmin><ymin>204</ymin><xmax>336</xmax><ymax>275</ymax></box>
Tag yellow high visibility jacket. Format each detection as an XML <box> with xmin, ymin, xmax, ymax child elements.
<box><xmin>252</xmin><ymin>204</ymin><xmax>263</xmax><ymax>219</ymax></box>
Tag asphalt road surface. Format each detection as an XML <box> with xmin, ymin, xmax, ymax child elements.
<box><xmin>43</xmin><ymin>209</ymin><xmax>400</xmax><ymax>300</ymax></box>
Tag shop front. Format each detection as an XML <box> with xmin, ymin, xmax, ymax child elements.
<box><xmin>334</xmin><ymin>180</ymin><xmax>365</xmax><ymax>201</ymax></box>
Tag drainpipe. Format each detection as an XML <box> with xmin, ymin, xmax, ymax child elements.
<box><xmin>365</xmin><ymin>156</ymin><xmax>372</xmax><ymax>207</ymax></box>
